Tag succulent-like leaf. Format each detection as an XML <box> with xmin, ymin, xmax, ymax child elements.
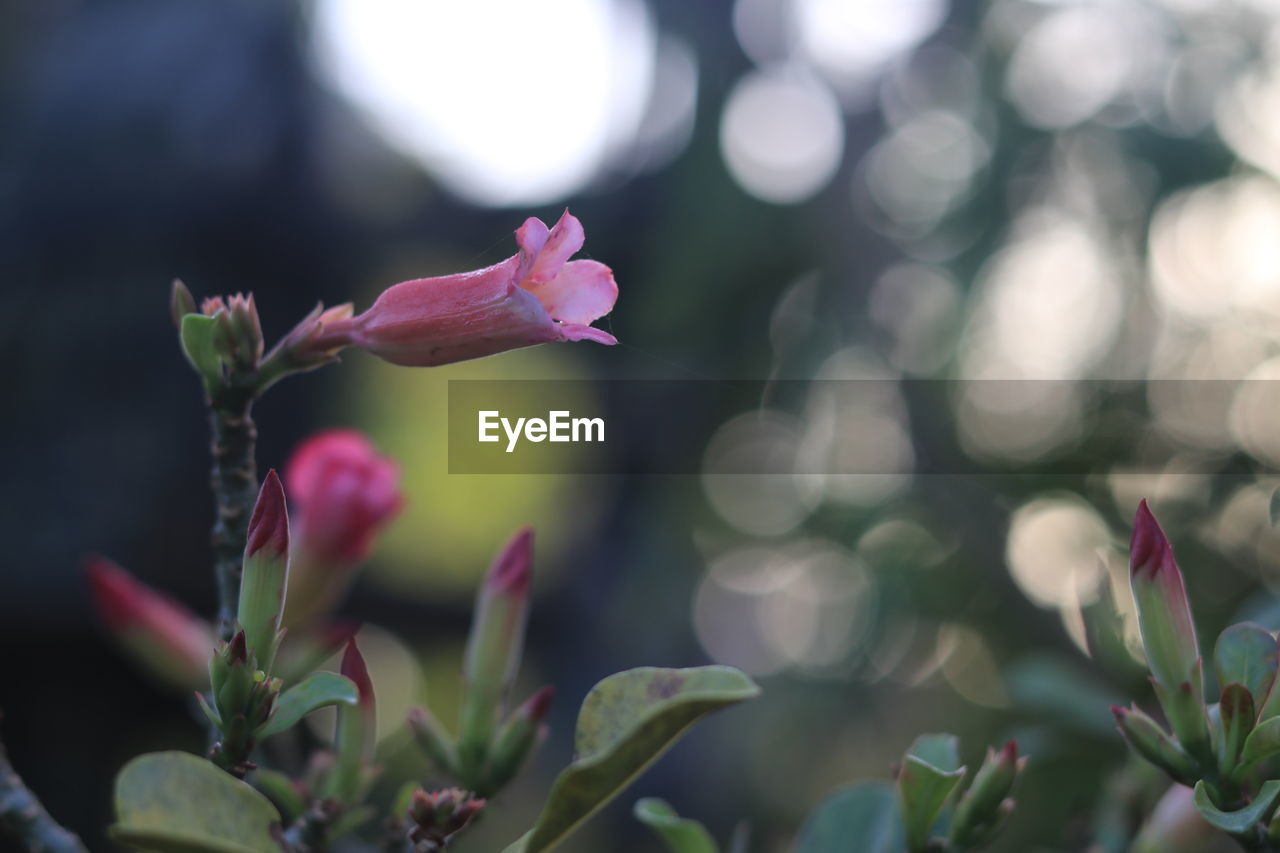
<box><xmin>1214</xmin><ymin>623</ymin><xmax>1278</xmax><ymax>706</ymax></box>
<box><xmin>1191</xmin><ymin>779</ymin><xmax>1280</xmax><ymax>835</ymax></box>
<box><xmin>110</xmin><ymin>751</ymin><xmax>282</xmax><ymax>853</ymax></box>
<box><xmin>904</xmin><ymin>733</ymin><xmax>962</xmax><ymax>773</ymax></box>
<box><xmin>1218</xmin><ymin>683</ymin><xmax>1256</xmax><ymax>776</ymax></box>
<box><xmin>634</xmin><ymin>799</ymin><xmax>719</xmax><ymax>853</ymax></box>
<box><xmin>180</xmin><ymin>313</ymin><xmax>223</xmax><ymax>389</ymax></box>
<box><xmin>257</xmin><ymin>671</ymin><xmax>359</xmax><ymax>738</ymax></box>
<box><xmin>1241</xmin><ymin>716</ymin><xmax>1280</xmax><ymax>767</ymax></box>
<box><xmin>794</xmin><ymin>783</ymin><xmax>904</xmax><ymax>853</ymax></box>
<box><xmin>897</xmin><ymin>755</ymin><xmax>966</xmax><ymax>852</ymax></box>
<box><xmin>501</xmin><ymin>666</ymin><xmax>759</xmax><ymax>853</ymax></box>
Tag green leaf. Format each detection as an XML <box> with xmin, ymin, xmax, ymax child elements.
<box><xmin>1241</xmin><ymin>716</ymin><xmax>1280</xmax><ymax>767</ymax></box>
<box><xmin>502</xmin><ymin>666</ymin><xmax>759</xmax><ymax>853</ymax></box>
<box><xmin>110</xmin><ymin>751</ymin><xmax>283</xmax><ymax>853</ymax></box>
<box><xmin>897</xmin><ymin>755</ymin><xmax>966</xmax><ymax>853</ymax></box>
<box><xmin>633</xmin><ymin>799</ymin><xmax>719</xmax><ymax>853</ymax></box>
<box><xmin>1192</xmin><ymin>779</ymin><xmax>1280</xmax><ymax>835</ymax></box>
<box><xmin>904</xmin><ymin>733</ymin><xmax>962</xmax><ymax>773</ymax></box>
<box><xmin>794</xmin><ymin>783</ymin><xmax>904</xmax><ymax>853</ymax></box>
<box><xmin>250</xmin><ymin>769</ymin><xmax>305</xmax><ymax>824</ymax></box>
<box><xmin>256</xmin><ymin>671</ymin><xmax>358</xmax><ymax>738</ymax></box>
<box><xmin>1215</xmin><ymin>623</ymin><xmax>1278</xmax><ymax>706</ymax></box>
<box><xmin>180</xmin><ymin>313</ymin><xmax>223</xmax><ymax>389</ymax></box>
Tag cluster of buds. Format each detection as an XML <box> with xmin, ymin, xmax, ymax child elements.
<box><xmin>405</xmin><ymin>788</ymin><xmax>485</xmax><ymax>853</ymax></box>
<box><xmin>895</xmin><ymin>734</ymin><xmax>1024</xmax><ymax>852</ymax></box>
<box><xmin>200</xmin><ymin>472</ymin><xmax>291</xmax><ymax>775</ymax></box>
<box><xmin>203</xmin><ymin>630</ymin><xmax>281</xmax><ymax>777</ymax></box>
<box><xmin>408</xmin><ymin>529</ymin><xmax>553</xmax><ymax>797</ymax></box>
<box><xmin>1118</xmin><ymin>500</ymin><xmax>1280</xmax><ymax>837</ymax></box>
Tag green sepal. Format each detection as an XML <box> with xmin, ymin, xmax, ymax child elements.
<box><xmin>501</xmin><ymin>666</ymin><xmax>759</xmax><ymax>853</ymax></box>
<box><xmin>256</xmin><ymin>671</ymin><xmax>358</xmax><ymax>739</ymax></box>
<box><xmin>195</xmin><ymin>692</ymin><xmax>221</xmax><ymax>729</ymax></box>
<box><xmin>1192</xmin><ymin>778</ymin><xmax>1280</xmax><ymax>835</ymax></box>
<box><xmin>633</xmin><ymin>799</ymin><xmax>720</xmax><ymax>853</ymax></box>
<box><xmin>408</xmin><ymin>705</ymin><xmax>460</xmax><ymax>776</ymax></box>
<box><xmin>1152</xmin><ymin>671</ymin><xmax>1213</xmax><ymax>767</ymax></box>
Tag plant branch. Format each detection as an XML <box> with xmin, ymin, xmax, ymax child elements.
<box><xmin>0</xmin><ymin>734</ymin><xmax>87</xmax><ymax>853</ymax></box>
<box><xmin>208</xmin><ymin>375</ymin><xmax>259</xmax><ymax>642</ymax></box>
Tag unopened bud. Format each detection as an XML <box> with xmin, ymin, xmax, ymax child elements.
<box><xmin>458</xmin><ymin>528</ymin><xmax>534</xmax><ymax>774</ymax></box>
<box><xmin>1112</xmin><ymin>704</ymin><xmax>1198</xmax><ymax>785</ymax></box>
<box><xmin>85</xmin><ymin>555</ymin><xmax>212</xmax><ymax>690</ymax></box>
<box><xmin>407</xmin><ymin>788</ymin><xmax>485</xmax><ymax>852</ymax></box>
<box><xmin>237</xmin><ymin>471</ymin><xmax>290</xmax><ymax>672</ymax></box>
<box><xmin>950</xmin><ymin>741</ymin><xmax>1023</xmax><ymax>846</ymax></box>
<box><xmin>480</xmin><ymin>686</ymin><xmax>554</xmax><ymax>795</ymax></box>
<box><xmin>323</xmin><ymin>639</ymin><xmax>377</xmax><ymax>804</ymax></box>
<box><xmin>1130</xmin><ymin>500</ymin><xmax>1201</xmax><ymax>691</ymax></box>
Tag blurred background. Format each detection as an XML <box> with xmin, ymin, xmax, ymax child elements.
<box><xmin>4</xmin><ymin>0</ymin><xmax>1280</xmax><ymax>850</ymax></box>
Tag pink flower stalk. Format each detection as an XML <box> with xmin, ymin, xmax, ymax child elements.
<box><xmin>282</xmin><ymin>430</ymin><xmax>403</xmax><ymax>628</ymax></box>
<box><xmin>320</xmin><ymin>211</ymin><xmax>618</xmax><ymax>367</ymax></box>
<box><xmin>85</xmin><ymin>555</ymin><xmax>213</xmax><ymax>690</ymax></box>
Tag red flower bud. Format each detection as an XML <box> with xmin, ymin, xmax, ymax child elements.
<box><xmin>282</xmin><ymin>430</ymin><xmax>403</xmax><ymax>628</ymax></box>
<box><xmin>1130</xmin><ymin>500</ymin><xmax>1200</xmax><ymax>691</ymax></box>
<box><xmin>85</xmin><ymin>555</ymin><xmax>212</xmax><ymax>689</ymax></box>
<box><xmin>238</xmin><ymin>471</ymin><xmax>291</xmax><ymax>669</ymax></box>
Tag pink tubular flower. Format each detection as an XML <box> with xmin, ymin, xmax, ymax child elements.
<box><xmin>282</xmin><ymin>429</ymin><xmax>403</xmax><ymax>627</ymax></box>
<box><xmin>323</xmin><ymin>211</ymin><xmax>617</xmax><ymax>367</ymax></box>
<box><xmin>85</xmin><ymin>555</ymin><xmax>213</xmax><ymax>690</ymax></box>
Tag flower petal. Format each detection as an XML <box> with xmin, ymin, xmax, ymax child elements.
<box><xmin>515</xmin><ymin>217</ymin><xmax>550</xmax><ymax>281</ymax></box>
<box><xmin>525</xmin><ymin>210</ymin><xmax>585</xmax><ymax>284</ymax></box>
<box><xmin>557</xmin><ymin>323</ymin><xmax>617</xmax><ymax>345</ymax></box>
<box><xmin>526</xmin><ymin>259</ymin><xmax>618</xmax><ymax>325</ymax></box>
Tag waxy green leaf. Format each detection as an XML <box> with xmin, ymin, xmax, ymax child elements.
<box><xmin>110</xmin><ymin>751</ymin><xmax>282</xmax><ymax>853</ymax></box>
<box><xmin>1241</xmin><ymin>716</ymin><xmax>1280</xmax><ymax>767</ymax></box>
<box><xmin>180</xmin><ymin>313</ymin><xmax>223</xmax><ymax>390</ymax></box>
<box><xmin>634</xmin><ymin>799</ymin><xmax>719</xmax><ymax>853</ymax></box>
<box><xmin>1192</xmin><ymin>779</ymin><xmax>1280</xmax><ymax>835</ymax></box>
<box><xmin>898</xmin><ymin>755</ymin><xmax>966</xmax><ymax>852</ymax></box>
<box><xmin>794</xmin><ymin>783</ymin><xmax>904</xmax><ymax>853</ymax></box>
<box><xmin>1215</xmin><ymin>623</ymin><xmax>1278</xmax><ymax>706</ymax></box>
<box><xmin>256</xmin><ymin>671</ymin><xmax>358</xmax><ymax>738</ymax></box>
<box><xmin>502</xmin><ymin>666</ymin><xmax>759</xmax><ymax>853</ymax></box>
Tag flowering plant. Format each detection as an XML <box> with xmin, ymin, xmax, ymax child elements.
<box><xmin>3</xmin><ymin>213</ymin><xmax>1273</xmax><ymax>853</ymax></box>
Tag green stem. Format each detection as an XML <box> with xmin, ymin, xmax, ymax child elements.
<box><xmin>208</xmin><ymin>377</ymin><xmax>259</xmax><ymax>642</ymax></box>
<box><xmin>0</xmin><ymin>736</ymin><xmax>87</xmax><ymax>853</ymax></box>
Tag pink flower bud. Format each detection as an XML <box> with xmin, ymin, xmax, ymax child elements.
<box><xmin>282</xmin><ymin>430</ymin><xmax>403</xmax><ymax>628</ymax></box>
<box><xmin>1130</xmin><ymin>500</ymin><xmax>1200</xmax><ymax>691</ymax></box>
<box><xmin>237</xmin><ymin>470</ymin><xmax>291</xmax><ymax>669</ymax></box>
<box><xmin>85</xmin><ymin>555</ymin><xmax>213</xmax><ymax>690</ymax></box>
<box><xmin>321</xmin><ymin>210</ymin><xmax>618</xmax><ymax>367</ymax></box>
